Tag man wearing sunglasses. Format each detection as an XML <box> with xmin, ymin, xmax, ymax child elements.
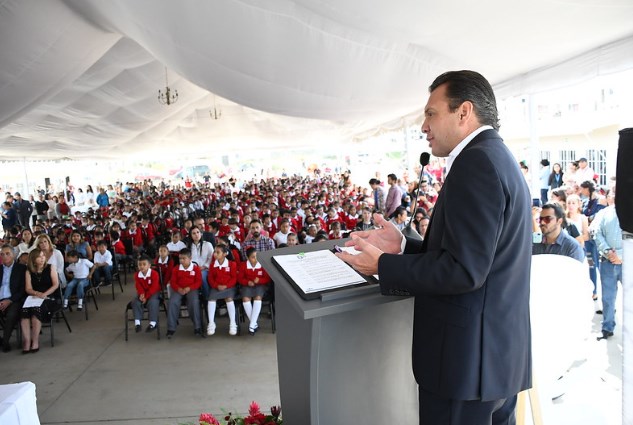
<box><xmin>532</xmin><ymin>203</ymin><xmax>585</xmax><ymax>262</ymax></box>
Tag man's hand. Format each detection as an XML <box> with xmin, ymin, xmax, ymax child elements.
<box><xmin>0</xmin><ymin>299</ymin><xmax>11</xmax><ymax>312</ymax></box>
<box><xmin>139</xmin><ymin>294</ymin><xmax>146</xmax><ymax>303</ymax></box>
<box><xmin>218</xmin><ymin>285</ymin><xmax>227</xmax><ymax>291</ymax></box>
<box><xmin>344</xmin><ymin>213</ymin><xmax>403</xmax><ymax>255</ymax></box>
<box><xmin>336</xmin><ymin>234</ymin><xmax>383</xmax><ymax>276</ymax></box>
<box><xmin>607</xmin><ymin>250</ymin><xmax>622</xmax><ymax>265</ymax></box>
<box><xmin>248</xmin><ymin>281</ymin><xmax>255</xmax><ymax>287</ymax></box>
<box><xmin>178</xmin><ymin>288</ymin><xmax>186</xmax><ymax>295</ymax></box>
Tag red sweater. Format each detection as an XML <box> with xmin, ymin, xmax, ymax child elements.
<box><xmin>113</xmin><ymin>240</ymin><xmax>126</xmax><ymax>256</ymax></box>
<box><xmin>170</xmin><ymin>264</ymin><xmax>202</xmax><ymax>291</ymax></box>
<box><xmin>124</xmin><ymin>229</ymin><xmax>144</xmax><ymax>248</ymax></box>
<box><xmin>135</xmin><ymin>269</ymin><xmax>161</xmax><ymax>299</ymax></box>
<box><xmin>238</xmin><ymin>262</ymin><xmax>271</xmax><ymax>286</ymax></box>
<box><xmin>207</xmin><ymin>260</ymin><xmax>237</xmax><ymax>289</ymax></box>
<box><xmin>154</xmin><ymin>256</ymin><xmax>173</xmax><ymax>287</ymax></box>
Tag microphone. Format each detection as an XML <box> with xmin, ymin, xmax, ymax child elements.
<box><xmin>402</xmin><ymin>152</ymin><xmax>431</xmax><ymax>241</ymax></box>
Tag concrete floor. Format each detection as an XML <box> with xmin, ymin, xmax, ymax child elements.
<box><xmin>0</xmin><ymin>272</ymin><xmax>624</xmax><ymax>425</ymax></box>
<box><xmin>2</xmin><ymin>276</ymin><xmax>280</xmax><ymax>425</ymax></box>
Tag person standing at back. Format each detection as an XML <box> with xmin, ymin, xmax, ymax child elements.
<box><xmin>384</xmin><ymin>174</ymin><xmax>402</xmax><ymax>218</ymax></box>
<box><xmin>338</xmin><ymin>70</ymin><xmax>532</xmax><ymax>425</ymax></box>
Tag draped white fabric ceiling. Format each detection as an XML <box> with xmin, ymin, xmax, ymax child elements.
<box><xmin>1</xmin><ymin>0</ymin><xmax>632</xmax><ymax>160</ymax></box>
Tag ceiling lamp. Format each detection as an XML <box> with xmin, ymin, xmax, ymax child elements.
<box><xmin>158</xmin><ymin>67</ymin><xmax>178</xmax><ymax>106</ymax></box>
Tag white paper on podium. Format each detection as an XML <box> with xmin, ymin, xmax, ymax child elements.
<box><xmin>22</xmin><ymin>296</ymin><xmax>44</xmax><ymax>308</ymax></box>
<box><xmin>272</xmin><ymin>250</ymin><xmax>367</xmax><ymax>294</ymax></box>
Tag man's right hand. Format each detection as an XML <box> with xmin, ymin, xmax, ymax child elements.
<box><xmin>345</xmin><ymin>213</ymin><xmax>403</xmax><ymax>254</ymax></box>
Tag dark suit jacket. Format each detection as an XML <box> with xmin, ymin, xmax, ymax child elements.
<box><xmin>0</xmin><ymin>262</ymin><xmax>27</xmax><ymax>304</ymax></box>
<box><xmin>378</xmin><ymin>129</ymin><xmax>532</xmax><ymax>401</ymax></box>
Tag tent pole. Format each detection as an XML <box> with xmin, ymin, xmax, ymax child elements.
<box><xmin>527</xmin><ymin>95</ymin><xmax>541</xmax><ymax>202</ymax></box>
<box><xmin>623</xmin><ymin>231</ymin><xmax>632</xmax><ymax>424</ymax></box>
<box><xmin>22</xmin><ymin>157</ymin><xmax>31</xmax><ymax>197</ymax></box>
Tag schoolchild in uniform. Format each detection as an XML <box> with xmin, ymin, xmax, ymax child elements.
<box><xmin>239</xmin><ymin>247</ymin><xmax>271</xmax><ymax>335</ymax></box>
<box><xmin>206</xmin><ymin>245</ymin><xmax>238</xmax><ymax>336</ymax></box>
<box><xmin>166</xmin><ymin>248</ymin><xmax>203</xmax><ymax>338</ymax></box>
<box><xmin>132</xmin><ymin>255</ymin><xmax>160</xmax><ymax>333</ymax></box>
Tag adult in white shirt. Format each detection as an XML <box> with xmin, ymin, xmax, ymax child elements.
<box><xmin>188</xmin><ymin>227</ymin><xmax>213</xmax><ymax>298</ymax></box>
<box><xmin>574</xmin><ymin>158</ymin><xmax>595</xmax><ymax>184</ymax></box>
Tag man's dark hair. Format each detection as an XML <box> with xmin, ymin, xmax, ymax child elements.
<box><xmin>429</xmin><ymin>70</ymin><xmax>500</xmax><ymax>131</ymax></box>
<box><xmin>542</xmin><ymin>203</ymin><xmax>564</xmax><ymax>220</ymax></box>
<box><xmin>387</xmin><ymin>174</ymin><xmax>397</xmax><ymax>181</ymax></box>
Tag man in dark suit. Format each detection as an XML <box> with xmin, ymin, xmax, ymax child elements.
<box><xmin>0</xmin><ymin>244</ymin><xmax>27</xmax><ymax>352</ymax></box>
<box><xmin>337</xmin><ymin>70</ymin><xmax>532</xmax><ymax>424</ymax></box>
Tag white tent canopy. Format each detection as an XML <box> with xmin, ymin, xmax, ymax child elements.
<box><xmin>1</xmin><ymin>0</ymin><xmax>632</xmax><ymax>160</ymax></box>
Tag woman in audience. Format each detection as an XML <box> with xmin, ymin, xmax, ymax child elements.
<box><xmin>566</xmin><ymin>194</ymin><xmax>588</xmax><ymax>248</ymax></box>
<box><xmin>20</xmin><ymin>248</ymin><xmax>59</xmax><ymax>353</ymax></box>
<box><xmin>548</xmin><ymin>163</ymin><xmax>564</xmax><ymax>190</ymax></box>
<box><xmin>18</xmin><ymin>228</ymin><xmax>37</xmax><ymax>254</ymax></box>
<box><xmin>550</xmin><ymin>189</ymin><xmax>567</xmax><ymax>210</ymax></box>
<box><xmin>75</xmin><ymin>188</ymin><xmax>86</xmax><ymax>206</ymax></box>
<box><xmin>85</xmin><ymin>185</ymin><xmax>96</xmax><ymax>206</ymax></box>
<box><xmin>45</xmin><ymin>194</ymin><xmax>57</xmax><ymax>220</ymax></box>
<box><xmin>65</xmin><ymin>230</ymin><xmax>93</xmax><ymax>260</ymax></box>
<box><xmin>188</xmin><ymin>226</ymin><xmax>213</xmax><ymax>298</ymax></box>
<box><xmin>35</xmin><ymin>234</ymin><xmax>66</xmax><ymax>288</ymax></box>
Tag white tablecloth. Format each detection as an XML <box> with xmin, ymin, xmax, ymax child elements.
<box><xmin>0</xmin><ymin>382</ymin><xmax>41</xmax><ymax>425</ymax></box>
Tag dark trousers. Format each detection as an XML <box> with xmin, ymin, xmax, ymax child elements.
<box><xmin>419</xmin><ymin>388</ymin><xmax>517</xmax><ymax>425</ymax></box>
<box><xmin>1</xmin><ymin>301</ymin><xmax>21</xmax><ymax>347</ymax></box>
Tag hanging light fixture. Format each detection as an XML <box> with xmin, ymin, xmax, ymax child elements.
<box><xmin>210</xmin><ymin>94</ymin><xmax>222</xmax><ymax>119</ymax></box>
<box><xmin>158</xmin><ymin>67</ymin><xmax>178</xmax><ymax>106</ymax></box>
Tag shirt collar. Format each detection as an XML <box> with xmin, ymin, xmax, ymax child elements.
<box><xmin>214</xmin><ymin>259</ymin><xmax>229</xmax><ymax>269</ymax></box>
<box><xmin>157</xmin><ymin>256</ymin><xmax>169</xmax><ymax>264</ymax></box>
<box><xmin>137</xmin><ymin>269</ymin><xmax>152</xmax><ymax>279</ymax></box>
<box><xmin>445</xmin><ymin>126</ymin><xmax>493</xmax><ymax>176</ymax></box>
<box><xmin>179</xmin><ymin>263</ymin><xmax>194</xmax><ymax>272</ymax></box>
<box><xmin>246</xmin><ymin>261</ymin><xmax>261</xmax><ymax>271</ymax></box>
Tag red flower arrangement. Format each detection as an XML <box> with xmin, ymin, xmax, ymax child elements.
<box><xmin>196</xmin><ymin>402</ymin><xmax>282</xmax><ymax>425</ymax></box>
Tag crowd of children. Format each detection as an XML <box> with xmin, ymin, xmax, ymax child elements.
<box><xmin>3</xmin><ymin>171</ymin><xmax>437</xmax><ymax>344</ymax></box>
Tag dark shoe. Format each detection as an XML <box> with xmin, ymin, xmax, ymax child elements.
<box><xmin>22</xmin><ymin>349</ymin><xmax>31</xmax><ymax>355</ymax></box>
<box><xmin>194</xmin><ymin>328</ymin><xmax>205</xmax><ymax>338</ymax></box>
<box><xmin>30</xmin><ymin>348</ymin><xmax>39</xmax><ymax>353</ymax></box>
<box><xmin>248</xmin><ymin>328</ymin><xmax>256</xmax><ymax>336</ymax></box>
<box><xmin>77</xmin><ymin>305</ymin><xmax>83</xmax><ymax>311</ymax></box>
<box><xmin>102</xmin><ymin>281</ymin><xmax>112</xmax><ymax>287</ymax></box>
<box><xmin>596</xmin><ymin>309</ymin><xmax>603</xmax><ymax>315</ymax></box>
<box><xmin>2</xmin><ymin>344</ymin><xmax>11</xmax><ymax>353</ymax></box>
<box><xmin>145</xmin><ymin>324</ymin><xmax>156</xmax><ymax>333</ymax></box>
<box><xmin>166</xmin><ymin>330</ymin><xmax>175</xmax><ymax>339</ymax></box>
<box><xmin>135</xmin><ymin>324</ymin><xmax>142</xmax><ymax>333</ymax></box>
<box><xmin>597</xmin><ymin>330</ymin><xmax>614</xmax><ymax>341</ymax></box>
<box><xmin>592</xmin><ymin>294</ymin><xmax>598</xmax><ymax>301</ymax></box>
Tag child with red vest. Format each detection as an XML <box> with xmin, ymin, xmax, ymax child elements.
<box><xmin>206</xmin><ymin>245</ymin><xmax>238</xmax><ymax>336</ymax></box>
<box><xmin>132</xmin><ymin>255</ymin><xmax>160</xmax><ymax>333</ymax></box>
<box><xmin>239</xmin><ymin>247</ymin><xmax>271</xmax><ymax>335</ymax></box>
<box><xmin>166</xmin><ymin>248</ymin><xmax>203</xmax><ymax>338</ymax></box>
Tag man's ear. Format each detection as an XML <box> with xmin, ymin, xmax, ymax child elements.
<box><xmin>457</xmin><ymin>101</ymin><xmax>474</xmax><ymax>122</ymax></box>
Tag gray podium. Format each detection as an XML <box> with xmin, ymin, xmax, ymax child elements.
<box><xmin>258</xmin><ymin>241</ymin><xmax>418</xmax><ymax>424</ymax></box>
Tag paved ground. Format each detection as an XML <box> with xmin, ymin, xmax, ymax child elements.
<box><xmin>0</xmin><ymin>272</ymin><xmax>624</xmax><ymax>425</ymax></box>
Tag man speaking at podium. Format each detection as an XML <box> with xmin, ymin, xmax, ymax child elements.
<box><xmin>337</xmin><ymin>70</ymin><xmax>532</xmax><ymax>425</ymax></box>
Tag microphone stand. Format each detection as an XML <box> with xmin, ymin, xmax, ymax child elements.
<box><xmin>401</xmin><ymin>152</ymin><xmax>430</xmax><ymax>241</ymax></box>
